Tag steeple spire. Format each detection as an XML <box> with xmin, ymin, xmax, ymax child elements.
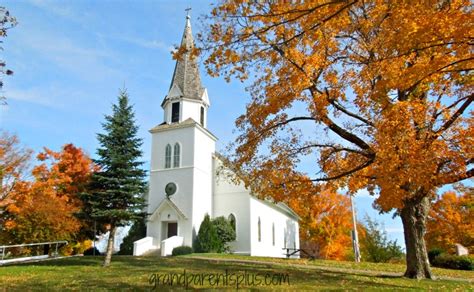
<box><xmin>163</xmin><ymin>10</ymin><xmax>204</xmax><ymax>105</ymax></box>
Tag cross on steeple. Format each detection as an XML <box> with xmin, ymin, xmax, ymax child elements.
<box><xmin>185</xmin><ymin>7</ymin><xmax>191</xmax><ymax>19</ymax></box>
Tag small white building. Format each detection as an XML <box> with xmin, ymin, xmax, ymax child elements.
<box><xmin>134</xmin><ymin>15</ymin><xmax>300</xmax><ymax>258</ymax></box>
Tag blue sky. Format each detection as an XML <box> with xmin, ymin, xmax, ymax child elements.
<box><xmin>1</xmin><ymin>0</ymin><xmax>406</xmax><ymax>249</ymax></box>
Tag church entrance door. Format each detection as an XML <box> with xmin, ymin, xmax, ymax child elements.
<box><xmin>167</xmin><ymin>222</ymin><xmax>178</xmax><ymax>238</ymax></box>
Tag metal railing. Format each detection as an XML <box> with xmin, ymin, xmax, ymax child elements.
<box><xmin>0</xmin><ymin>241</ymin><xmax>68</xmax><ymax>264</ymax></box>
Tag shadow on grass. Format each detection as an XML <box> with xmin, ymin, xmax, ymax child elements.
<box><xmin>4</xmin><ymin>256</ymin><xmax>103</xmax><ymax>267</ymax></box>
<box><xmin>1</xmin><ymin>256</ymin><xmax>460</xmax><ymax>290</ymax></box>
<box><xmin>377</xmin><ymin>274</ymin><xmax>405</xmax><ymax>279</ymax></box>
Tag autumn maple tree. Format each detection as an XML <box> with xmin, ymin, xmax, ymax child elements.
<box><xmin>200</xmin><ymin>1</ymin><xmax>473</xmax><ymax>279</ymax></box>
<box><xmin>0</xmin><ymin>131</ymin><xmax>31</xmax><ymax>231</ymax></box>
<box><xmin>426</xmin><ymin>188</ymin><xmax>473</xmax><ymax>254</ymax></box>
<box><xmin>3</xmin><ymin>144</ymin><xmax>95</xmax><ymax>244</ymax></box>
<box><xmin>292</xmin><ymin>189</ymin><xmax>353</xmax><ymax>260</ymax></box>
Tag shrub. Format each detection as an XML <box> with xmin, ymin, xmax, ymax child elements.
<box><xmin>360</xmin><ymin>215</ymin><xmax>404</xmax><ymax>263</ymax></box>
<box><xmin>428</xmin><ymin>248</ymin><xmax>444</xmax><ymax>264</ymax></box>
<box><xmin>432</xmin><ymin>254</ymin><xmax>473</xmax><ymax>270</ymax></box>
<box><xmin>195</xmin><ymin>214</ymin><xmax>220</xmax><ymax>253</ymax></box>
<box><xmin>59</xmin><ymin>244</ymin><xmax>74</xmax><ymax>256</ymax></box>
<box><xmin>212</xmin><ymin>216</ymin><xmax>236</xmax><ymax>253</ymax></box>
<box><xmin>195</xmin><ymin>215</ymin><xmax>236</xmax><ymax>253</ymax></box>
<box><xmin>172</xmin><ymin>246</ymin><xmax>193</xmax><ymax>256</ymax></box>
<box><xmin>83</xmin><ymin>247</ymin><xmax>101</xmax><ymax>256</ymax></box>
<box><xmin>118</xmin><ymin>219</ymin><xmax>146</xmax><ymax>255</ymax></box>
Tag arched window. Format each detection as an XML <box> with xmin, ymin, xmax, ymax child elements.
<box><xmin>200</xmin><ymin>106</ymin><xmax>205</xmax><ymax>126</ymax></box>
<box><xmin>165</xmin><ymin>144</ymin><xmax>171</xmax><ymax>168</ymax></box>
<box><xmin>283</xmin><ymin>228</ymin><xmax>287</xmax><ymax>248</ymax></box>
<box><xmin>228</xmin><ymin>214</ymin><xmax>236</xmax><ymax>232</ymax></box>
<box><xmin>173</xmin><ymin>143</ymin><xmax>180</xmax><ymax>167</ymax></box>
<box><xmin>258</xmin><ymin>217</ymin><xmax>261</xmax><ymax>242</ymax></box>
<box><xmin>272</xmin><ymin>223</ymin><xmax>275</xmax><ymax>246</ymax></box>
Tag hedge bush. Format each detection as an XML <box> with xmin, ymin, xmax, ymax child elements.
<box><xmin>428</xmin><ymin>248</ymin><xmax>444</xmax><ymax>264</ymax></box>
<box><xmin>83</xmin><ymin>247</ymin><xmax>101</xmax><ymax>256</ymax></box>
<box><xmin>212</xmin><ymin>216</ymin><xmax>236</xmax><ymax>253</ymax></box>
<box><xmin>360</xmin><ymin>215</ymin><xmax>404</xmax><ymax>263</ymax></box>
<box><xmin>118</xmin><ymin>219</ymin><xmax>146</xmax><ymax>255</ymax></box>
<box><xmin>195</xmin><ymin>214</ymin><xmax>220</xmax><ymax>253</ymax></box>
<box><xmin>432</xmin><ymin>254</ymin><xmax>473</xmax><ymax>270</ymax></box>
<box><xmin>172</xmin><ymin>246</ymin><xmax>193</xmax><ymax>256</ymax></box>
<box><xmin>195</xmin><ymin>214</ymin><xmax>236</xmax><ymax>253</ymax></box>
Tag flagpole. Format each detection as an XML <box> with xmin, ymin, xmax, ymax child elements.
<box><xmin>350</xmin><ymin>194</ymin><xmax>361</xmax><ymax>262</ymax></box>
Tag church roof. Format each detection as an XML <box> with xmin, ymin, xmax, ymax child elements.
<box><xmin>150</xmin><ymin>198</ymin><xmax>187</xmax><ymax>220</ymax></box>
<box><xmin>162</xmin><ymin>15</ymin><xmax>204</xmax><ymax>106</ymax></box>
<box><xmin>212</xmin><ymin>153</ymin><xmax>301</xmax><ymax>221</ymax></box>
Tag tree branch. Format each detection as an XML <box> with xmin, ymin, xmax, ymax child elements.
<box><xmin>435</xmin><ymin>93</ymin><xmax>474</xmax><ymax>135</ymax></box>
<box><xmin>288</xmin><ymin>143</ymin><xmax>371</xmax><ymax>158</ymax></box>
<box><xmin>311</xmin><ymin>87</ymin><xmax>374</xmax><ymax>152</ymax></box>
<box><xmin>311</xmin><ymin>157</ymin><xmax>374</xmax><ymax>182</ymax></box>
<box><xmin>326</xmin><ymin>89</ymin><xmax>374</xmax><ymax>126</ymax></box>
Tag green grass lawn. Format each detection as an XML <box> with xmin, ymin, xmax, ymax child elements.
<box><xmin>188</xmin><ymin>253</ymin><xmax>474</xmax><ymax>280</ymax></box>
<box><xmin>0</xmin><ymin>255</ymin><xmax>472</xmax><ymax>291</ymax></box>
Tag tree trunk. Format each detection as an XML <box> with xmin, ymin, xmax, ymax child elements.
<box><xmin>103</xmin><ymin>224</ymin><xmax>117</xmax><ymax>267</ymax></box>
<box><xmin>400</xmin><ymin>195</ymin><xmax>433</xmax><ymax>279</ymax></box>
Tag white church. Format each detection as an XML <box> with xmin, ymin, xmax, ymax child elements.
<box><xmin>133</xmin><ymin>15</ymin><xmax>300</xmax><ymax>258</ymax></box>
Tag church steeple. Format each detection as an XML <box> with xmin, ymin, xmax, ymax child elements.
<box><xmin>162</xmin><ymin>13</ymin><xmax>205</xmax><ymax>106</ymax></box>
<box><xmin>161</xmin><ymin>12</ymin><xmax>209</xmax><ymax>127</ymax></box>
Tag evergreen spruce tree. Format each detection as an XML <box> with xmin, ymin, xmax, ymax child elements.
<box><xmin>195</xmin><ymin>214</ymin><xmax>219</xmax><ymax>253</ymax></box>
<box><xmin>212</xmin><ymin>216</ymin><xmax>236</xmax><ymax>253</ymax></box>
<box><xmin>81</xmin><ymin>89</ymin><xmax>147</xmax><ymax>267</ymax></box>
<box><xmin>118</xmin><ymin>219</ymin><xmax>146</xmax><ymax>255</ymax></box>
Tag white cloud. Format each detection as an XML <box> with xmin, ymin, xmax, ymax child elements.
<box><xmin>125</xmin><ymin>37</ymin><xmax>174</xmax><ymax>52</ymax></box>
<box><xmin>11</xmin><ymin>26</ymin><xmax>123</xmax><ymax>83</ymax></box>
<box><xmin>27</xmin><ymin>0</ymin><xmax>92</xmax><ymax>23</ymax></box>
<box><xmin>101</xmin><ymin>32</ymin><xmax>175</xmax><ymax>53</ymax></box>
<box><xmin>28</xmin><ymin>0</ymin><xmax>72</xmax><ymax>16</ymax></box>
<box><xmin>6</xmin><ymin>87</ymin><xmax>59</xmax><ymax>108</ymax></box>
<box><xmin>384</xmin><ymin>227</ymin><xmax>404</xmax><ymax>233</ymax></box>
<box><xmin>355</xmin><ymin>189</ymin><xmax>378</xmax><ymax>198</ymax></box>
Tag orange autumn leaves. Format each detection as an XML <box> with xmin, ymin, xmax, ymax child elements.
<box><xmin>426</xmin><ymin>189</ymin><xmax>474</xmax><ymax>253</ymax></box>
<box><xmin>2</xmin><ymin>135</ymin><xmax>95</xmax><ymax>244</ymax></box>
<box><xmin>0</xmin><ymin>132</ymin><xmax>31</xmax><ymax>209</ymax></box>
<box><xmin>202</xmin><ymin>1</ymin><xmax>472</xmax><ymax>210</ymax></box>
<box><xmin>289</xmin><ymin>189</ymin><xmax>354</xmax><ymax>260</ymax></box>
<box><xmin>200</xmin><ymin>1</ymin><xmax>472</xmax><ymax>263</ymax></box>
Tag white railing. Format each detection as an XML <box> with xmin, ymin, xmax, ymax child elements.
<box><xmin>0</xmin><ymin>241</ymin><xmax>68</xmax><ymax>265</ymax></box>
<box><xmin>160</xmin><ymin>236</ymin><xmax>183</xmax><ymax>256</ymax></box>
<box><xmin>133</xmin><ymin>237</ymin><xmax>155</xmax><ymax>256</ymax></box>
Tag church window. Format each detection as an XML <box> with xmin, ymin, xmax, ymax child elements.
<box><xmin>200</xmin><ymin>106</ymin><xmax>205</xmax><ymax>126</ymax></box>
<box><xmin>258</xmin><ymin>217</ymin><xmax>261</xmax><ymax>242</ymax></box>
<box><xmin>228</xmin><ymin>214</ymin><xmax>236</xmax><ymax>232</ymax></box>
<box><xmin>173</xmin><ymin>143</ymin><xmax>180</xmax><ymax>167</ymax></box>
<box><xmin>284</xmin><ymin>228</ymin><xmax>287</xmax><ymax>248</ymax></box>
<box><xmin>165</xmin><ymin>144</ymin><xmax>172</xmax><ymax>168</ymax></box>
<box><xmin>171</xmin><ymin>102</ymin><xmax>180</xmax><ymax>123</ymax></box>
<box><xmin>272</xmin><ymin>223</ymin><xmax>275</xmax><ymax>246</ymax></box>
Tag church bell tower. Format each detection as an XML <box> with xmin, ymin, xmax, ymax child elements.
<box><xmin>161</xmin><ymin>13</ymin><xmax>210</xmax><ymax>127</ymax></box>
<box><xmin>146</xmin><ymin>13</ymin><xmax>216</xmax><ymax>249</ymax></box>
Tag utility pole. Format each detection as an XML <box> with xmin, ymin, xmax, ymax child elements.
<box><xmin>350</xmin><ymin>194</ymin><xmax>361</xmax><ymax>263</ymax></box>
